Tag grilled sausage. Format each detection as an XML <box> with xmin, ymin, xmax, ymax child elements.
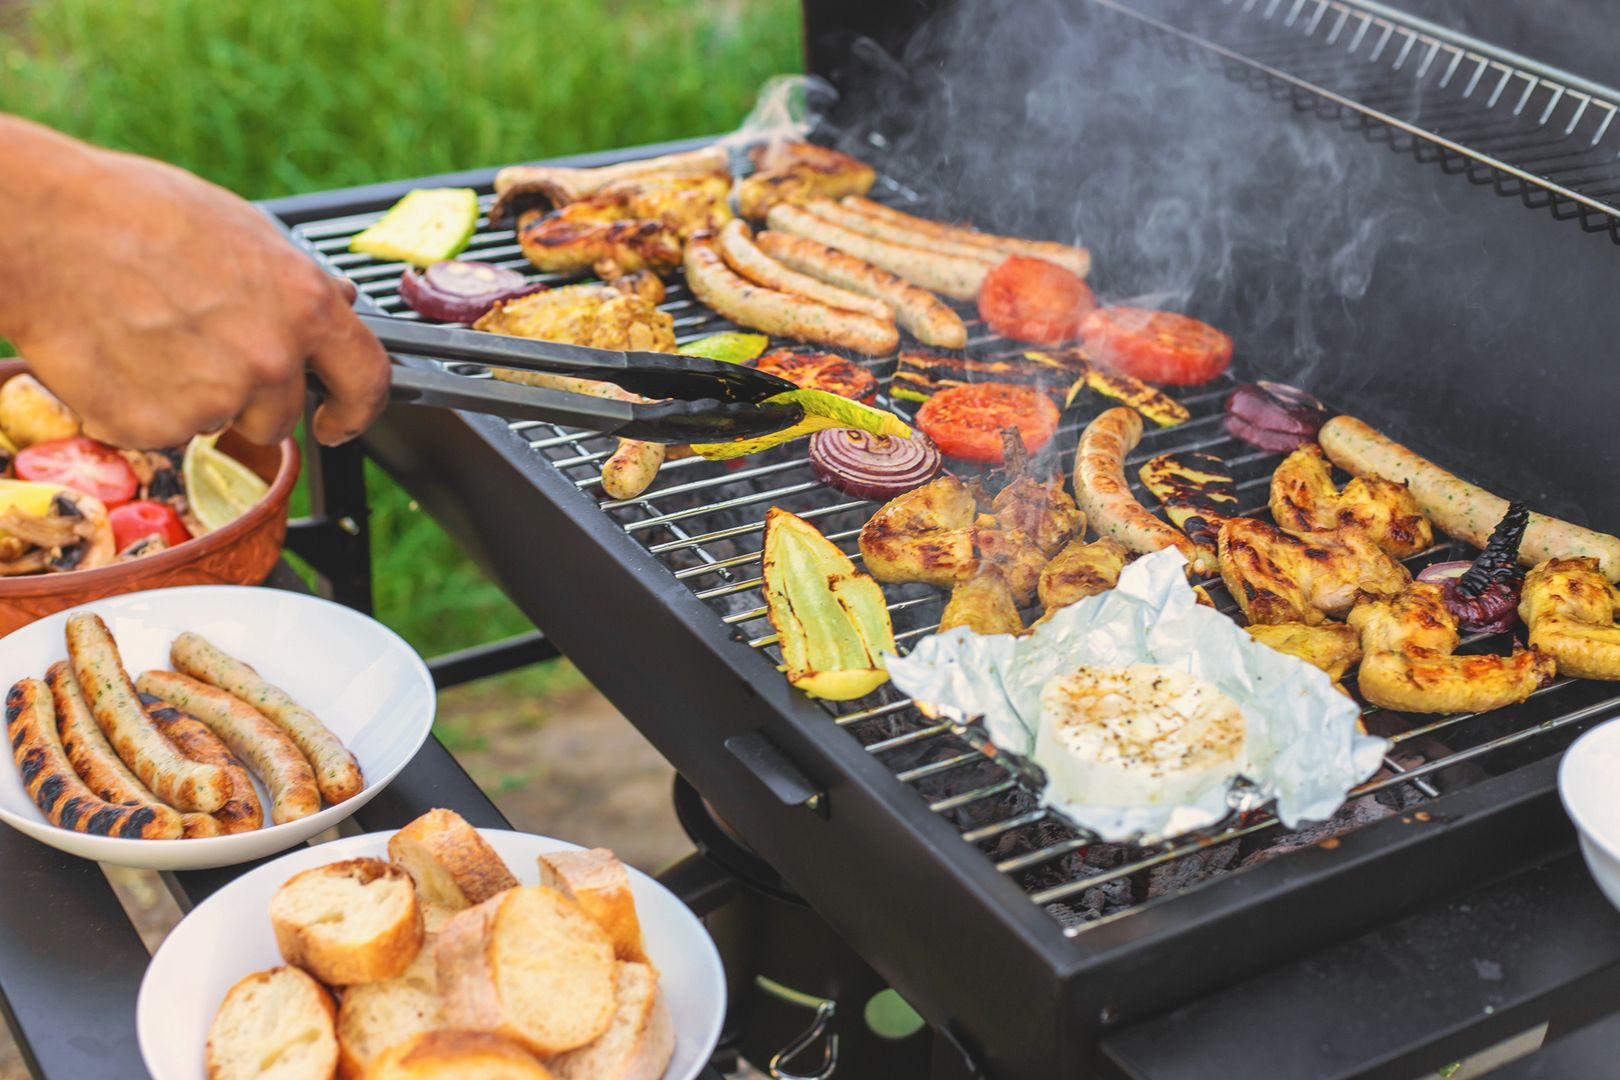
<box><xmin>767</xmin><ymin>202</ymin><xmax>990</xmax><ymax>301</ymax></box>
<box><xmin>755</xmin><ymin>231</ymin><xmax>967</xmax><ymax>348</ymax></box>
<box><xmin>490</xmin><ymin>369</ymin><xmax>663</xmax><ymax>500</ymax></box>
<box><xmin>803</xmin><ymin>199</ymin><xmax>1002</xmax><ymax>268</ymax></box>
<box><xmin>1320</xmin><ymin>415</ymin><xmax>1620</xmax><ymax>582</ymax></box>
<box><xmin>6</xmin><ymin>678</ymin><xmax>183</xmax><ymax>839</ymax></box>
<box><xmin>65</xmin><ymin>613</ymin><xmax>225</xmax><ymax>813</ymax></box>
<box><xmin>717</xmin><ymin>219</ymin><xmax>892</xmax><ymax>320</ymax></box>
<box><xmin>45</xmin><ymin>661</ymin><xmax>216</xmax><ymax>837</ymax></box>
<box><xmin>839</xmin><ymin>196</ymin><xmax>1092</xmax><ymax>278</ymax></box>
<box><xmin>142</xmin><ymin>696</ymin><xmax>264</xmax><ymax>835</ymax></box>
<box><xmin>169</xmin><ymin>631</ymin><xmax>361</xmax><ymax>804</ymax></box>
<box><xmin>137</xmin><ymin>670</ymin><xmax>323</xmax><ymax>823</ymax></box>
<box><xmin>684</xmin><ymin>232</ymin><xmax>900</xmax><ymax>355</ymax></box>
<box><xmin>1074</xmin><ymin>407</ymin><xmax>1217</xmax><ymax>575</ymax></box>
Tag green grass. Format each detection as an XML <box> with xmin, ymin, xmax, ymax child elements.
<box><xmin>1</xmin><ymin>0</ymin><xmax>801</xmax><ymax>681</ymax></box>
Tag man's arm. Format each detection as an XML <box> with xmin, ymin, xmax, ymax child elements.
<box><xmin>0</xmin><ymin>115</ymin><xmax>388</xmax><ymax>448</ymax></box>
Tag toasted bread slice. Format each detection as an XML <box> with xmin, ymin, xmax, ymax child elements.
<box><xmin>205</xmin><ymin>965</ymin><xmax>337</xmax><ymax>1080</ymax></box>
<box><xmin>436</xmin><ymin>886</ymin><xmax>616</xmax><ymax>1056</ymax></box>
<box><xmin>363</xmin><ymin>1029</ymin><xmax>554</xmax><ymax>1079</ymax></box>
<box><xmin>272</xmin><ymin>858</ymin><xmax>424</xmax><ymax>985</ymax></box>
<box><xmin>337</xmin><ymin>929</ymin><xmax>446</xmax><ymax>1079</ymax></box>
<box><xmin>390</xmin><ymin>809</ymin><xmax>520</xmax><ymax>910</ymax></box>
<box><xmin>545</xmin><ymin>962</ymin><xmax>674</xmax><ymax>1080</ymax></box>
<box><xmin>535</xmin><ymin>849</ymin><xmax>647</xmax><ymax>964</ymax></box>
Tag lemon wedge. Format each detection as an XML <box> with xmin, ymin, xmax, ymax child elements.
<box><xmin>182</xmin><ymin>435</ymin><xmax>269</xmax><ymax>534</ymax></box>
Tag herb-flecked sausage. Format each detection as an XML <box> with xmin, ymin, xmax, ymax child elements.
<box><xmin>766</xmin><ymin>203</ymin><xmax>989</xmax><ymax>301</ymax></box>
<box><xmin>65</xmin><ymin>613</ymin><xmax>225</xmax><ymax>813</ymax></box>
<box><xmin>142</xmin><ymin>695</ymin><xmax>264</xmax><ymax>835</ymax></box>
<box><xmin>1074</xmin><ymin>407</ymin><xmax>1217</xmax><ymax>575</ymax></box>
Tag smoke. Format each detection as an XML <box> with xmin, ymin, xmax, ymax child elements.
<box><xmin>813</xmin><ymin>0</ymin><xmax>1451</xmax><ymax>391</ymax></box>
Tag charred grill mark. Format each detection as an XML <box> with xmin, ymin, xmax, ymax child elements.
<box><xmin>35</xmin><ymin>772</ymin><xmax>64</xmax><ymax>811</ymax></box>
<box><xmin>117</xmin><ymin>806</ymin><xmax>157</xmax><ymax>838</ymax></box>
<box><xmin>17</xmin><ymin>746</ymin><xmax>45</xmax><ymax>787</ymax></box>
<box><xmin>87</xmin><ymin>806</ymin><xmax>128</xmax><ymax>835</ymax></box>
<box><xmin>56</xmin><ymin>795</ymin><xmax>85</xmax><ymax>830</ymax></box>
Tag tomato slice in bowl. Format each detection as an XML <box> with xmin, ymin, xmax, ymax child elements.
<box><xmin>1081</xmin><ymin>306</ymin><xmax>1233</xmax><ymax>385</ymax></box>
<box><xmin>15</xmin><ymin>437</ymin><xmax>139</xmax><ymax>507</ymax></box>
<box><xmin>915</xmin><ymin>383</ymin><xmax>1060</xmax><ymax>463</ymax></box>
<box><xmin>109</xmin><ymin>500</ymin><xmax>191</xmax><ymax>551</ymax></box>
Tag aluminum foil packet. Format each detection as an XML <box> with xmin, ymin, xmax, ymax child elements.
<box><xmin>884</xmin><ymin>548</ymin><xmax>1387</xmax><ymax>843</ymax></box>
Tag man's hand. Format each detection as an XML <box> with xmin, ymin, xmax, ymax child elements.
<box><xmin>0</xmin><ymin>116</ymin><xmax>389</xmax><ymax>448</ymax></box>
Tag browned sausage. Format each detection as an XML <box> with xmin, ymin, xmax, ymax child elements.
<box><xmin>684</xmin><ymin>232</ymin><xmax>900</xmax><ymax>355</ymax></box>
<box><xmin>6</xmin><ymin>678</ymin><xmax>183</xmax><ymax>839</ymax></box>
<box><xmin>65</xmin><ymin>613</ymin><xmax>225</xmax><ymax>813</ymax></box>
<box><xmin>755</xmin><ymin>230</ymin><xmax>967</xmax><ymax>349</ymax></box>
<box><xmin>766</xmin><ymin>203</ymin><xmax>989</xmax><ymax>301</ymax></box>
<box><xmin>143</xmin><ymin>696</ymin><xmax>265</xmax><ymax>835</ymax></box>
<box><xmin>136</xmin><ymin>671</ymin><xmax>321</xmax><ymax>825</ymax></box>
<box><xmin>1074</xmin><ymin>408</ymin><xmax>1216</xmax><ymax>575</ymax></box>
<box><xmin>840</xmin><ymin>196</ymin><xmax>1091</xmax><ymax>278</ymax></box>
<box><xmin>717</xmin><ymin>219</ymin><xmax>892</xmax><ymax>319</ymax></box>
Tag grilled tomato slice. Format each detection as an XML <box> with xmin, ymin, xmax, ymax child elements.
<box><xmin>14</xmin><ymin>437</ymin><xmax>138</xmax><ymax>508</ymax></box>
<box><xmin>977</xmin><ymin>256</ymin><xmax>1097</xmax><ymax>344</ymax></box>
<box><xmin>915</xmin><ymin>383</ymin><xmax>1059</xmax><ymax>463</ymax></box>
<box><xmin>752</xmin><ymin>350</ymin><xmax>878</xmax><ymax>403</ymax></box>
<box><xmin>1081</xmin><ymin>307</ymin><xmax>1233</xmax><ymax>385</ymax></box>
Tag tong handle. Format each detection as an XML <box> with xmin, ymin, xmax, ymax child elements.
<box><xmin>332</xmin><ymin>366</ymin><xmax>639</xmax><ymax>434</ymax></box>
<box><xmin>360</xmin><ymin>313</ymin><xmax>632</xmax><ymax>380</ymax></box>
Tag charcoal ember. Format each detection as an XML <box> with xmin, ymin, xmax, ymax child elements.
<box><xmin>1145</xmin><ymin>842</ymin><xmax>1240</xmax><ymax>898</ymax></box>
<box><xmin>1045</xmin><ymin>873</ymin><xmax>1135</xmax><ymax>926</ymax></box>
<box><xmin>991</xmin><ymin>817</ymin><xmax>1080</xmax><ymax>863</ymax></box>
<box><xmin>1241</xmin><ymin>796</ymin><xmax>1393</xmax><ymax>867</ymax></box>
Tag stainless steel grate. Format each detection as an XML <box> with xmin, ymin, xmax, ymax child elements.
<box><xmin>1099</xmin><ymin>0</ymin><xmax>1620</xmax><ymax>242</ymax></box>
<box><xmin>293</xmin><ymin>175</ymin><xmax>1620</xmax><ymax>938</ymax></box>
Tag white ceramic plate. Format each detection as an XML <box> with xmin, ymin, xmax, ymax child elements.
<box><xmin>0</xmin><ymin>585</ymin><xmax>434</xmax><ymax>869</ymax></box>
<box><xmin>138</xmin><ymin>829</ymin><xmax>726</xmax><ymax>1080</ymax></box>
<box><xmin>1559</xmin><ymin>717</ymin><xmax>1620</xmax><ymax>913</ymax></box>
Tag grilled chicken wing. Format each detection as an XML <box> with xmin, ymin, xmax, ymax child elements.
<box><xmin>1521</xmin><ymin>556</ymin><xmax>1620</xmax><ymax>679</ymax></box>
<box><xmin>860</xmin><ymin>475</ymin><xmax>983</xmax><ymax>589</ymax></box>
<box><xmin>1246</xmin><ymin>621</ymin><xmax>1362</xmax><ymax>686</ymax></box>
<box><xmin>989</xmin><ymin>474</ymin><xmax>1084</xmax><ymax>559</ymax></box>
<box><xmin>474</xmin><ymin>283</ymin><xmax>675</xmax><ymax>350</ymax></box>
<box><xmin>1349</xmin><ymin>582</ymin><xmax>1554</xmax><ymax>714</ymax></box>
<box><xmin>735</xmin><ymin>142</ymin><xmax>876</xmax><ymax>221</ymax></box>
<box><xmin>940</xmin><ymin>567</ymin><xmax>1024</xmax><ymax>636</ymax></box>
<box><xmin>1219</xmin><ymin>516</ymin><xmax>1410</xmax><ymax>626</ymax></box>
<box><xmin>1037</xmin><ymin>537</ymin><xmax>1128</xmax><ymax>617</ymax></box>
<box><xmin>1271</xmin><ymin>443</ymin><xmax>1433</xmax><ymax>559</ymax></box>
<box><xmin>516</xmin><ymin>172</ymin><xmax>731</xmax><ymax>277</ymax></box>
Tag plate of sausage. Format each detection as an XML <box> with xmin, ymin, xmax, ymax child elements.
<box><xmin>0</xmin><ymin>585</ymin><xmax>434</xmax><ymax>869</ymax></box>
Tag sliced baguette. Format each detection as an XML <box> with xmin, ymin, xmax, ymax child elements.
<box><xmin>205</xmin><ymin>965</ymin><xmax>338</xmax><ymax>1080</ymax></box>
<box><xmin>436</xmin><ymin>886</ymin><xmax>616</xmax><ymax>1056</ymax></box>
<box><xmin>272</xmin><ymin>858</ymin><xmax>424</xmax><ymax>985</ymax></box>
<box><xmin>337</xmin><ymin>929</ymin><xmax>445</xmax><ymax>1079</ymax></box>
<box><xmin>390</xmin><ymin>808</ymin><xmax>519</xmax><ymax>910</ymax></box>
<box><xmin>535</xmin><ymin>849</ymin><xmax>647</xmax><ymax>965</ymax></box>
<box><xmin>545</xmin><ymin>962</ymin><xmax>674</xmax><ymax>1080</ymax></box>
<box><xmin>362</xmin><ymin>1029</ymin><xmax>554</xmax><ymax>1079</ymax></box>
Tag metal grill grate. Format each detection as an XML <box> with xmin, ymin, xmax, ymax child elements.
<box><xmin>293</xmin><ymin>177</ymin><xmax>1620</xmax><ymax>938</ymax></box>
<box><xmin>1097</xmin><ymin>0</ymin><xmax>1620</xmax><ymax>243</ymax></box>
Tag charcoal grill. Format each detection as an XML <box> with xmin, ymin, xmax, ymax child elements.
<box><xmin>254</xmin><ymin>1</ymin><xmax>1620</xmax><ymax>1076</ymax></box>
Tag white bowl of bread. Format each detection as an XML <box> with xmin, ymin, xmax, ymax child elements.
<box><xmin>138</xmin><ymin>808</ymin><xmax>726</xmax><ymax>1080</ymax></box>
<box><xmin>1560</xmin><ymin>717</ymin><xmax>1620</xmax><ymax>914</ymax></box>
<box><xmin>0</xmin><ymin>585</ymin><xmax>434</xmax><ymax>870</ymax></box>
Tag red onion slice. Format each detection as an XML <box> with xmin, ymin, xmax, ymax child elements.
<box><xmin>1224</xmin><ymin>382</ymin><xmax>1331</xmax><ymax>452</ymax></box>
<box><xmin>399</xmin><ymin>260</ymin><xmax>546</xmax><ymax>322</ymax></box>
<box><xmin>809</xmin><ymin>429</ymin><xmax>942</xmax><ymax>501</ymax></box>
<box><xmin>1419</xmin><ymin>561</ymin><xmax>1520</xmax><ymax>633</ymax></box>
<box><xmin>1416</xmin><ymin>561</ymin><xmax>1473</xmax><ymax>585</ymax></box>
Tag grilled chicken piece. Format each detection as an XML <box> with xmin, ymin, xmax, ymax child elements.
<box><xmin>990</xmin><ymin>474</ymin><xmax>1084</xmax><ymax>559</ymax></box>
<box><xmin>735</xmin><ymin>142</ymin><xmax>876</xmax><ymax>221</ymax></box>
<box><xmin>1270</xmin><ymin>443</ymin><xmax>1433</xmax><ymax>559</ymax></box>
<box><xmin>474</xmin><ymin>283</ymin><xmax>676</xmax><ymax>351</ymax></box>
<box><xmin>1247</xmin><ymin>621</ymin><xmax>1362</xmax><ymax>689</ymax></box>
<box><xmin>940</xmin><ymin>567</ymin><xmax>1024</xmax><ymax>636</ymax></box>
<box><xmin>1139</xmin><ymin>452</ymin><xmax>1237</xmax><ymax>565</ymax></box>
<box><xmin>860</xmin><ymin>476</ymin><xmax>982</xmax><ymax>590</ymax></box>
<box><xmin>1521</xmin><ymin>556</ymin><xmax>1620</xmax><ymax>679</ymax></box>
<box><xmin>491</xmin><ymin>145</ymin><xmax>730</xmax><ymax>221</ymax></box>
<box><xmin>516</xmin><ymin>172</ymin><xmax>731</xmax><ymax>276</ymax></box>
<box><xmin>1219</xmin><ymin>516</ymin><xmax>1410</xmax><ymax>625</ymax></box>
<box><xmin>1349</xmin><ymin>583</ymin><xmax>1554</xmax><ymax>714</ymax></box>
<box><xmin>1037</xmin><ymin>536</ymin><xmax>1128</xmax><ymax>618</ymax></box>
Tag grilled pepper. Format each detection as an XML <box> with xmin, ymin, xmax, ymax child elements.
<box><xmin>763</xmin><ymin>506</ymin><xmax>896</xmax><ymax>700</ymax></box>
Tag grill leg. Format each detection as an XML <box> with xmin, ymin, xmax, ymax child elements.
<box><xmin>284</xmin><ymin>433</ymin><xmax>374</xmax><ymax>613</ymax></box>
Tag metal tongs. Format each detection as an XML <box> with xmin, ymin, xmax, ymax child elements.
<box><xmin>351</xmin><ymin>314</ymin><xmax>805</xmax><ymax>444</ymax></box>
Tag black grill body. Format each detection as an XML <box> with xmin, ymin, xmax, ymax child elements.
<box><xmin>260</xmin><ymin>2</ymin><xmax>1620</xmax><ymax>1075</ymax></box>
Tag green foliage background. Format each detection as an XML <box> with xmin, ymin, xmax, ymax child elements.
<box><xmin>0</xmin><ymin>0</ymin><xmax>802</xmax><ymax>679</ymax></box>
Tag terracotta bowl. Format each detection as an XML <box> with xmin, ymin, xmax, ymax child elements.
<box><xmin>0</xmin><ymin>361</ymin><xmax>299</xmax><ymax>637</ymax></box>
